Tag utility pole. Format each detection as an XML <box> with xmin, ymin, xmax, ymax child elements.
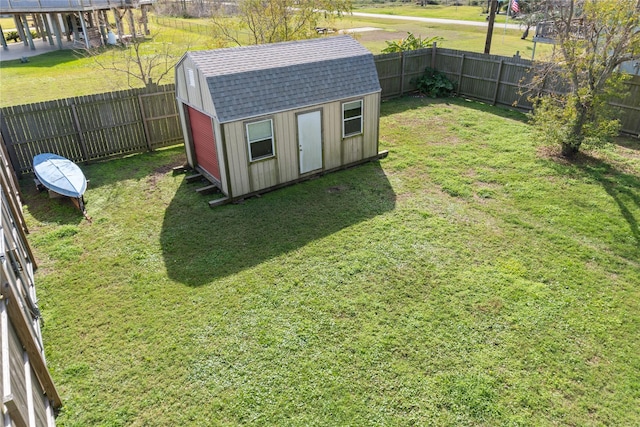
<box><xmin>484</xmin><ymin>0</ymin><xmax>498</xmax><ymax>54</ymax></box>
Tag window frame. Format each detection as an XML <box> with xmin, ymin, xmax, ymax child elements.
<box><xmin>342</xmin><ymin>99</ymin><xmax>363</xmax><ymax>138</ymax></box>
<box><xmin>245</xmin><ymin>118</ymin><xmax>276</xmax><ymax>162</ymax></box>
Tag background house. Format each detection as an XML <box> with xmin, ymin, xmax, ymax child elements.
<box><xmin>1</xmin><ymin>138</ymin><xmax>60</xmax><ymax>426</ymax></box>
<box><xmin>174</xmin><ymin>36</ymin><xmax>383</xmax><ymax>203</ymax></box>
<box><xmin>0</xmin><ymin>0</ymin><xmax>153</xmax><ymax>52</ymax></box>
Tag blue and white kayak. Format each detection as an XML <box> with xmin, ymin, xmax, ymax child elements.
<box><xmin>33</xmin><ymin>153</ymin><xmax>87</xmax><ymax>198</ymax></box>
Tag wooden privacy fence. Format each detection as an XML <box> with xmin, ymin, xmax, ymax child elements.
<box><xmin>375</xmin><ymin>45</ymin><xmax>640</xmax><ymax>137</ymax></box>
<box><xmin>1</xmin><ymin>84</ymin><xmax>183</xmax><ymax>175</ymax></box>
<box><xmin>2</xmin><ymin>47</ymin><xmax>639</xmax><ymax>176</ymax></box>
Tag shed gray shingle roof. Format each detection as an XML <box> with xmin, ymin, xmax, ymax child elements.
<box><xmin>185</xmin><ymin>36</ymin><xmax>381</xmax><ymax>123</ymax></box>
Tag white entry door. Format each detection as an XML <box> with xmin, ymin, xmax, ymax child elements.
<box><xmin>297</xmin><ymin>111</ymin><xmax>323</xmax><ymax>174</ymax></box>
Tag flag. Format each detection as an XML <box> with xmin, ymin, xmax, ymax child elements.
<box><xmin>511</xmin><ymin>0</ymin><xmax>520</xmax><ymax>13</ymax></box>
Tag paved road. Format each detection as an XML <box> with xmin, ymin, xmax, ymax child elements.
<box><xmin>350</xmin><ymin>11</ymin><xmax>523</xmax><ymax>31</ymax></box>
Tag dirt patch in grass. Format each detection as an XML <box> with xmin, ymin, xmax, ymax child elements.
<box><xmin>326</xmin><ymin>185</ymin><xmax>349</xmax><ymax>193</ymax></box>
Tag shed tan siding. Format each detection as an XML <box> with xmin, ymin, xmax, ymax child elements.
<box><xmin>222</xmin><ymin>92</ymin><xmax>379</xmax><ymax>198</ymax></box>
<box><xmin>275</xmin><ymin>112</ymin><xmax>299</xmax><ymax>184</ymax></box>
<box><xmin>222</xmin><ymin>121</ymin><xmax>252</xmax><ymax>197</ymax></box>
<box><xmin>212</xmin><ymin>118</ymin><xmax>229</xmax><ymax>195</ymax></box>
<box><xmin>175</xmin><ymin>57</ymin><xmax>216</xmax><ymax>117</ymax></box>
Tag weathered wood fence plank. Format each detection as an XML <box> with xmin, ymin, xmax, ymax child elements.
<box><xmin>1</xmin><ymin>84</ymin><xmax>184</xmax><ymax>175</ymax></box>
<box><xmin>377</xmin><ymin>46</ymin><xmax>639</xmax><ymax>136</ymax></box>
<box><xmin>1</xmin><ymin>49</ymin><xmax>638</xmax><ymax>177</ymax></box>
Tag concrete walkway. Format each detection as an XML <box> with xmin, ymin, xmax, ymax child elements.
<box><xmin>350</xmin><ymin>11</ymin><xmax>523</xmax><ymax>31</ymax></box>
<box><xmin>0</xmin><ymin>39</ymin><xmax>76</xmax><ymax>62</ymax></box>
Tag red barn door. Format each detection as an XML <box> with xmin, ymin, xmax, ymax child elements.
<box><xmin>187</xmin><ymin>107</ymin><xmax>221</xmax><ymax>181</ymax></box>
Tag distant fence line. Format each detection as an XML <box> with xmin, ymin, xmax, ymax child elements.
<box><xmin>1</xmin><ymin>47</ymin><xmax>638</xmax><ymax>176</ymax></box>
<box><xmin>376</xmin><ymin>46</ymin><xmax>640</xmax><ymax>136</ymax></box>
<box><xmin>153</xmin><ymin>16</ymin><xmax>213</xmax><ymax>35</ymax></box>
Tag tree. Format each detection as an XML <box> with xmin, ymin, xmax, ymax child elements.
<box><xmin>516</xmin><ymin>0</ymin><xmax>549</xmax><ymax>39</ymax></box>
<box><xmin>210</xmin><ymin>0</ymin><xmax>352</xmax><ymax>46</ymax></box>
<box><xmin>86</xmin><ymin>31</ymin><xmax>186</xmax><ymax>89</ymax></box>
<box><xmin>527</xmin><ymin>0</ymin><xmax>640</xmax><ymax>157</ymax></box>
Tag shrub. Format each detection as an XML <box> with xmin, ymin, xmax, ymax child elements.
<box><xmin>4</xmin><ymin>31</ymin><xmax>19</xmax><ymax>43</ymax></box>
<box><xmin>381</xmin><ymin>32</ymin><xmax>443</xmax><ymax>53</ymax></box>
<box><xmin>413</xmin><ymin>67</ymin><xmax>456</xmax><ymax>98</ymax></box>
<box><xmin>3</xmin><ymin>30</ymin><xmax>40</xmax><ymax>42</ymax></box>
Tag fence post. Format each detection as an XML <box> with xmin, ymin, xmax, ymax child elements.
<box><xmin>431</xmin><ymin>42</ymin><xmax>437</xmax><ymax>69</ymax></box>
<box><xmin>0</xmin><ymin>111</ymin><xmax>21</xmax><ymax>177</ymax></box>
<box><xmin>457</xmin><ymin>53</ymin><xmax>465</xmax><ymax>95</ymax></box>
<box><xmin>399</xmin><ymin>51</ymin><xmax>406</xmax><ymax>97</ymax></box>
<box><xmin>492</xmin><ymin>59</ymin><xmax>504</xmax><ymax>105</ymax></box>
<box><xmin>68</xmin><ymin>100</ymin><xmax>90</xmax><ymax>163</ymax></box>
<box><xmin>138</xmin><ymin>92</ymin><xmax>153</xmax><ymax>152</ymax></box>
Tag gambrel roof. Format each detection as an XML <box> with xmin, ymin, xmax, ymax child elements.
<box><xmin>183</xmin><ymin>36</ymin><xmax>381</xmax><ymax>123</ymax></box>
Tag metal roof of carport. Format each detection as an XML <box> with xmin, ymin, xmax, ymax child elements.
<box><xmin>182</xmin><ymin>36</ymin><xmax>382</xmax><ymax>124</ymax></box>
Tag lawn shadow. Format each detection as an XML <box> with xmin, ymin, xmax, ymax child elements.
<box><xmin>614</xmin><ymin>135</ymin><xmax>640</xmax><ymax>151</ymax></box>
<box><xmin>76</xmin><ymin>147</ymin><xmax>186</xmax><ymax>190</ymax></box>
<box><xmin>381</xmin><ymin>95</ymin><xmax>529</xmax><ymax>123</ymax></box>
<box><xmin>19</xmin><ymin>181</ymin><xmax>85</xmax><ymax>226</ymax></box>
<box><xmin>160</xmin><ymin>162</ymin><xmax>396</xmax><ymax>286</ymax></box>
<box><xmin>20</xmin><ymin>146</ymin><xmax>186</xmax><ymax>224</ymax></box>
<box><xmin>0</xmin><ymin>49</ymin><xmax>82</xmax><ymax>68</ymax></box>
<box><xmin>546</xmin><ymin>151</ymin><xmax>640</xmax><ymax>251</ymax></box>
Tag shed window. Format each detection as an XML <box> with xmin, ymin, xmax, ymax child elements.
<box><xmin>246</xmin><ymin>119</ymin><xmax>275</xmax><ymax>161</ymax></box>
<box><xmin>342</xmin><ymin>100</ymin><xmax>363</xmax><ymax>138</ymax></box>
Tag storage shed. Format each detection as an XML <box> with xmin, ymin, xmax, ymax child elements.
<box><xmin>174</xmin><ymin>36</ymin><xmax>382</xmax><ymax>203</ymax></box>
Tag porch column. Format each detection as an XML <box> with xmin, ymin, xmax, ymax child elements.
<box><xmin>112</xmin><ymin>8</ymin><xmax>124</xmax><ymax>41</ymax></box>
<box><xmin>21</xmin><ymin>14</ymin><xmax>36</xmax><ymax>50</ymax></box>
<box><xmin>70</xmin><ymin>14</ymin><xmax>81</xmax><ymax>44</ymax></box>
<box><xmin>141</xmin><ymin>5</ymin><xmax>150</xmax><ymax>35</ymax></box>
<box><xmin>0</xmin><ymin>25</ymin><xmax>7</xmax><ymax>50</ymax></box>
<box><xmin>43</xmin><ymin>14</ymin><xmax>54</xmax><ymax>46</ymax></box>
<box><xmin>78</xmin><ymin>12</ymin><xmax>90</xmax><ymax>49</ymax></box>
<box><xmin>14</xmin><ymin>15</ymin><xmax>27</xmax><ymax>47</ymax></box>
<box><xmin>51</xmin><ymin>13</ymin><xmax>64</xmax><ymax>49</ymax></box>
<box><xmin>127</xmin><ymin>9</ymin><xmax>136</xmax><ymax>38</ymax></box>
<box><xmin>98</xmin><ymin>10</ymin><xmax>108</xmax><ymax>45</ymax></box>
<box><xmin>32</xmin><ymin>13</ymin><xmax>45</xmax><ymax>42</ymax></box>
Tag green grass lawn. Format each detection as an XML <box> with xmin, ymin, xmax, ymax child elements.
<box><xmin>0</xmin><ymin>21</ymin><xmax>215</xmax><ymax>107</ymax></box>
<box><xmin>340</xmin><ymin>15</ymin><xmax>542</xmax><ymax>56</ymax></box>
<box><xmin>0</xmin><ymin>11</ymin><xmax>548</xmax><ymax>107</ymax></box>
<box><xmin>354</xmin><ymin>4</ymin><xmax>516</xmax><ymax>24</ymax></box>
<box><xmin>23</xmin><ymin>96</ymin><xmax>640</xmax><ymax>426</ymax></box>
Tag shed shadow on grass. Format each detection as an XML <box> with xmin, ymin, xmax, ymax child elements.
<box><xmin>160</xmin><ymin>162</ymin><xmax>396</xmax><ymax>286</ymax></box>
